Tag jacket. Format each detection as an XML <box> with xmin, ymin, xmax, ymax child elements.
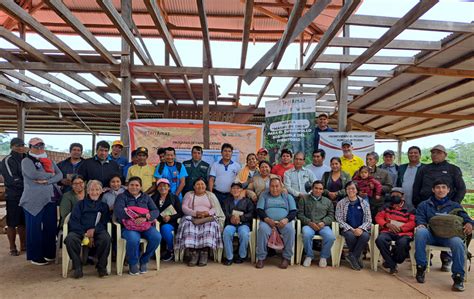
<box><xmin>57</xmin><ymin>157</ymin><xmax>84</xmax><ymax>192</ymax></box>
<box><xmin>248</xmin><ymin>173</ymin><xmax>281</xmax><ymax>198</ymax></box>
<box><xmin>68</xmin><ymin>197</ymin><xmax>110</xmax><ymax>235</ymax></box>
<box><xmin>321</xmin><ymin>170</ymin><xmax>351</xmax><ymax>200</ymax></box>
<box><xmin>297</xmin><ymin>194</ymin><xmax>335</xmax><ymax>226</ymax></box>
<box><xmin>378</xmin><ymin>163</ymin><xmax>399</xmax><ymax>186</ymax></box>
<box><xmin>412</xmin><ymin>161</ymin><xmax>466</xmax><ymax>207</ymax></box>
<box><xmin>78</xmin><ymin>156</ymin><xmax>120</xmax><ymax>187</ymax></box>
<box><xmin>283</xmin><ymin>167</ymin><xmax>316</xmax><ymax>198</ymax></box>
<box><xmin>375</xmin><ymin>206</ymin><xmax>415</xmax><ymax>237</ymax></box>
<box><xmin>368</xmin><ymin>166</ymin><xmax>392</xmax><ymax>195</ymax></box>
<box><xmin>59</xmin><ymin>190</ymin><xmax>84</xmax><ymax>227</ymax></box>
<box><xmin>222</xmin><ymin>195</ymin><xmax>255</xmax><ymax>228</ymax></box>
<box><xmin>182</xmin><ymin>159</ymin><xmax>209</xmax><ymax>195</ymax></box>
<box><xmin>152</xmin><ymin>192</ymin><xmax>183</xmax><ymax>229</ymax></box>
<box><xmin>114</xmin><ymin>190</ymin><xmax>159</xmax><ymax>224</ymax></box>
<box><xmin>396</xmin><ymin>163</ymin><xmax>425</xmax><ymax>187</ymax></box>
<box><xmin>0</xmin><ymin>151</ymin><xmax>25</xmax><ymax>199</ymax></box>
<box><xmin>415</xmin><ymin>197</ymin><xmax>473</xmax><ymax>227</ymax></box>
<box><xmin>352</xmin><ymin>175</ymin><xmax>382</xmax><ymax>198</ymax></box>
<box><xmin>335</xmin><ymin>196</ymin><xmax>372</xmax><ymax>232</ymax></box>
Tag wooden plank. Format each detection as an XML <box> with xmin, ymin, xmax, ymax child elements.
<box><xmin>17</xmin><ymin>101</ymin><xmax>25</xmax><ymax>140</ymax></box>
<box><xmin>236</xmin><ymin>0</ymin><xmax>254</xmax><ymax>103</ymax></box>
<box><xmin>402</xmin><ymin>66</ymin><xmax>474</xmax><ymax>78</ymax></box>
<box><xmin>320</xmin><ymin>54</ymin><xmax>415</xmax><ymax>65</ymax></box>
<box><xmin>343</xmin><ymin>0</ymin><xmax>438</xmax><ymax>76</ymax></box>
<box><xmin>329</xmin><ymin>37</ymin><xmax>441</xmax><ymax>50</ymax></box>
<box><xmin>347</xmin><ymin>14</ymin><xmax>474</xmax><ymax>33</ymax></box>
<box><xmin>299</xmin><ymin>78</ymin><xmax>379</xmax><ymax>87</ymax></box>
<box><xmin>39</xmin><ymin>108</ymin><xmax>97</xmax><ymax>134</ymax></box>
<box><xmin>203</xmin><ymin>68</ymin><xmax>210</xmax><ymax>149</ymax></box>
<box><xmin>348</xmin><ymin>108</ymin><xmax>474</xmax><ymax>120</ymax></box>
<box><xmin>120</xmin><ymin>0</ymin><xmax>131</xmax><ymax>151</ymax></box>
<box><xmin>292</xmin><ymin>86</ymin><xmax>365</xmax><ymax>96</ymax></box>
<box><xmin>0</xmin><ymin>76</ymin><xmax>57</xmax><ymax>103</ymax></box>
<box><xmin>351</xmin><ymin>69</ymin><xmax>394</xmax><ymax>77</ymax></box>
<box><xmin>0</xmin><ymin>88</ymin><xmax>32</xmax><ymax>102</ymax></box>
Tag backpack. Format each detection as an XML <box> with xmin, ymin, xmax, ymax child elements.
<box><xmin>428</xmin><ymin>208</ymin><xmax>465</xmax><ymax>239</ymax></box>
<box><xmin>156</xmin><ymin>162</ymin><xmax>182</xmax><ymax>177</ymax></box>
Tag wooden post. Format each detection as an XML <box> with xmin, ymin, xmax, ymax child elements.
<box><xmin>92</xmin><ymin>133</ymin><xmax>96</xmax><ymax>156</ymax></box>
<box><xmin>17</xmin><ymin>101</ymin><xmax>25</xmax><ymax>140</ymax></box>
<box><xmin>120</xmin><ymin>0</ymin><xmax>132</xmax><ymax>157</ymax></box>
<box><xmin>337</xmin><ymin>24</ymin><xmax>350</xmax><ymax>132</ymax></box>
<box><xmin>203</xmin><ymin>68</ymin><xmax>210</xmax><ymax>149</ymax></box>
<box><xmin>164</xmin><ymin>48</ymin><xmax>170</xmax><ymax>118</ymax></box>
<box><xmin>397</xmin><ymin>140</ymin><xmax>403</xmax><ymax>165</ymax></box>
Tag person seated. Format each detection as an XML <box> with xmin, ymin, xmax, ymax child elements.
<box><xmin>101</xmin><ymin>174</ymin><xmax>126</xmax><ymax>211</ymax></box>
<box><xmin>335</xmin><ymin>181</ymin><xmax>372</xmax><ymax>271</ymax></box>
<box><xmin>64</xmin><ymin>180</ymin><xmax>111</xmax><ymax>279</ymax></box>
<box><xmin>375</xmin><ymin>188</ymin><xmax>415</xmax><ymax>274</ymax></box>
<box><xmin>255</xmin><ymin>177</ymin><xmax>297</xmax><ymax>269</ymax></box>
<box><xmin>114</xmin><ymin>176</ymin><xmax>161</xmax><ymax>275</ymax></box>
<box><xmin>59</xmin><ymin>175</ymin><xmax>86</xmax><ymax>228</ymax></box>
<box><xmin>152</xmin><ymin>178</ymin><xmax>183</xmax><ymax>262</ymax></box>
<box><xmin>298</xmin><ymin>180</ymin><xmax>336</xmax><ymax>268</ymax></box>
<box><xmin>222</xmin><ymin>182</ymin><xmax>255</xmax><ymax>266</ymax></box>
<box><xmin>414</xmin><ymin>179</ymin><xmax>473</xmax><ymax>292</ymax></box>
<box><xmin>235</xmin><ymin>153</ymin><xmax>260</xmax><ymax>189</ymax></box>
<box><xmin>174</xmin><ymin>177</ymin><xmax>225</xmax><ymax>267</ymax></box>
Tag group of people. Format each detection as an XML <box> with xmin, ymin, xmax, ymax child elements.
<box><xmin>0</xmin><ymin>130</ymin><xmax>471</xmax><ymax>292</ymax></box>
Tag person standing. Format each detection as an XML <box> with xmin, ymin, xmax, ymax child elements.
<box><xmin>0</xmin><ymin>138</ymin><xmax>26</xmax><ymax>256</ymax></box>
<box><xmin>365</xmin><ymin>152</ymin><xmax>393</xmax><ymax>195</ymax></box>
<box><xmin>78</xmin><ymin>140</ymin><xmax>120</xmax><ymax>187</ymax></box>
<box><xmin>396</xmin><ymin>146</ymin><xmax>424</xmax><ymax>210</ymax></box>
<box><xmin>153</xmin><ymin>147</ymin><xmax>188</xmax><ymax>200</ymax></box>
<box><xmin>271</xmin><ymin>148</ymin><xmax>294</xmax><ymax>180</ymax></box>
<box><xmin>379</xmin><ymin>150</ymin><xmax>399</xmax><ymax>186</ymax></box>
<box><xmin>340</xmin><ymin>140</ymin><xmax>364</xmax><ymax>178</ymax></box>
<box><xmin>284</xmin><ymin>152</ymin><xmax>316</xmax><ymax>201</ymax></box>
<box><xmin>313</xmin><ymin>113</ymin><xmax>335</xmax><ymax>150</ymax></box>
<box><xmin>182</xmin><ymin>146</ymin><xmax>210</xmax><ymax>196</ymax></box>
<box><xmin>57</xmin><ymin>143</ymin><xmax>84</xmax><ymax>193</ymax></box>
<box><xmin>306</xmin><ymin>149</ymin><xmax>331</xmax><ymax>181</ymax></box>
<box><xmin>126</xmin><ymin>147</ymin><xmax>155</xmax><ymax>194</ymax></box>
<box><xmin>209</xmin><ymin>143</ymin><xmax>241</xmax><ymax>205</ymax></box>
<box><xmin>109</xmin><ymin>140</ymin><xmax>128</xmax><ymax>174</ymax></box>
<box><xmin>256</xmin><ymin>148</ymin><xmax>269</xmax><ymax>162</ymax></box>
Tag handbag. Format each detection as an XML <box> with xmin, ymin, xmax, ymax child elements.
<box><xmin>429</xmin><ymin>208</ymin><xmax>465</xmax><ymax>239</ymax></box>
<box><xmin>190</xmin><ymin>193</ymin><xmax>216</xmax><ymax>225</ymax></box>
<box><xmin>122</xmin><ymin>206</ymin><xmax>152</xmax><ymax>232</ymax></box>
<box><xmin>267</xmin><ymin>227</ymin><xmax>284</xmax><ymax>250</ymax></box>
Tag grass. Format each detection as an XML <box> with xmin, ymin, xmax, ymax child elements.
<box><xmin>463</xmin><ymin>193</ymin><xmax>474</xmax><ymax>218</ymax></box>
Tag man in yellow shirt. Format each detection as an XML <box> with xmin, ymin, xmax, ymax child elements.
<box><xmin>126</xmin><ymin>147</ymin><xmax>156</xmax><ymax>194</ymax></box>
<box><xmin>340</xmin><ymin>140</ymin><xmax>364</xmax><ymax>178</ymax></box>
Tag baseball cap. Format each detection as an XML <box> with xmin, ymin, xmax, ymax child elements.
<box><xmin>136</xmin><ymin>147</ymin><xmax>148</xmax><ymax>155</ymax></box>
<box><xmin>231</xmin><ymin>182</ymin><xmax>243</xmax><ymax>189</ymax></box>
<box><xmin>390</xmin><ymin>187</ymin><xmax>404</xmax><ymax>195</ymax></box>
<box><xmin>112</xmin><ymin>140</ymin><xmax>124</xmax><ymax>147</ymax></box>
<box><xmin>10</xmin><ymin>137</ymin><xmax>25</xmax><ymax>147</ymax></box>
<box><xmin>156</xmin><ymin>178</ymin><xmax>170</xmax><ymax>186</ymax></box>
<box><xmin>383</xmin><ymin>150</ymin><xmax>395</xmax><ymax>156</ymax></box>
<box><xmin>430</xmin><ymin>144</ymin><xmax>447</xmax><ymax>154</ymax></box>
<box><xmin>28</xmin><ymin>137</ymin><xmax>44</xmax><ymax>146</ymax></box>
<box><xmin>318</xmin><ymin>113</ymin><xmax>329</xmax><ymax>118</ymax></box>
<box><xmin>257</xmin><ymin>148</ymin><xmax>268</xmax><ymax>154</ymax></box>
<box><xmin>341</xmin><ymin>139</ymin><xmax>352</xmax><ymax>146</ymax></box>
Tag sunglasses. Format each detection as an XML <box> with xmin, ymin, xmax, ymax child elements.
<box><xmin>31</xmin><ymin>143</ymin><xmax>45</xmax><ymax>149</ymax></box>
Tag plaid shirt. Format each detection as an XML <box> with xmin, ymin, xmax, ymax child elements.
<box><xmin>335</xmin><ymin>197</ymin><xmax>372</xmax><ymax>232</ymax></box>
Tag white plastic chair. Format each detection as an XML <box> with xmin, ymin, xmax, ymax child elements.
<box><xmin>256</xmin><ymin>219</ymin><xmax>295</xmax><ymax>265</ymax></box>
<box><xmin>296</xmin><ymin>219</ymin><xmax>338</xmax><ymax>266</ymax></box>
<box><xmin>333</xmin><ymin>223</ymin><xmax>377</xmax><ymax>270</ymax></box>
<box><xmin>62</xmin><ymin>213</ymin><xmax>112</xmax><ymax>278</ymax></box>
<box><xmin>113</xmin><ymin>217</ymin><xmax>161</xmax><ymax>275</ymax></box>
<box><xmin>425</xmin><ymin>245</ymin><xmax>468</xmax><ymax>282</ymax></box>
<box><xmin>219</xmin><ymin>218</ymin><xmax>257</xmax><ymax>263</ymax></box>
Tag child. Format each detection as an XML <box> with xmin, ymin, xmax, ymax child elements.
<box><xmin>101</xmin><ymin>174</ymin><xmax>126</xmax><ymax>211</ymax></box>
<box><xmin>352</xmin><ymin>166</ymin><xmax>382</xmax><ymax>202</ymax></box>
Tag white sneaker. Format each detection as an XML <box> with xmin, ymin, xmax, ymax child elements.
<box><xmin>303</xmin><ymin>257</ymin><xmax>312</xmax><ymax>267</ymax></box>
<box><xmin>319</xmin><ymin>258</ymin><xmax>327</xmax><ymax>268</ymax></box>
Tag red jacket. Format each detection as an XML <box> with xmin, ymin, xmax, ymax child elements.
<box><xmin>375</xmin><ymin>206</ymin><xmax>416</xmax><ymax>237</ymax></box>
<box><xmin>352</xmin><ymin>175</ymin><xmax>382</xmax><ymax>198</ymax></box>
<box><xmin>271</xmin><ymin>163</ymin><xmax>294</xmax><ymax>180</ymax></box>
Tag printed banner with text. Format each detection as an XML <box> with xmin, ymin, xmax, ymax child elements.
<box><xmin>318</xmin><ymin>132</ymin><xmax>375</xmax><ymax>167</ymax></box>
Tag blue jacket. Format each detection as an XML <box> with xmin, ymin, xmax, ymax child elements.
<box><xmin>114</xmin><ymin>190</ymin><xmax>159</xmax><ymax>223</ymax></box>
<box><xmin>68</xmin><ymin>198</ymin><xmax>110</xmax><ymax>234</ymax></box>
<box><xmin>415</xmin><ymin>196</ymin><xmax>473</xmax><ymax>227</ymax></box>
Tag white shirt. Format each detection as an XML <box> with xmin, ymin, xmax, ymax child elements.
<box><xmin>209</xmin><ymin>159</ymin><xmax>241</xmax><ymax>193</ymax></box>
<box><xmin>306</xmin><ymin>163</ymin><xmax>331</xmax><ymax>181</ymax></box>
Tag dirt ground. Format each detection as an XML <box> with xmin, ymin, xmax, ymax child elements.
<box><xmin>0</xmin><ymin>236</ymin><xmax>471</xmax><ymax>299</ymax></box>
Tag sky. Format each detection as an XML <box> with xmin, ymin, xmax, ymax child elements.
<box><xmin>1</xmin><ymin>0</ymin><xmax>473</xmax><ymax>154</ymax></box>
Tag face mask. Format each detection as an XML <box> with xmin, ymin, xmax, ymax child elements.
<box><xmin>391</xmin><ymin>196</ymin><xmax>403</xmax><ymax>205</ymax></box>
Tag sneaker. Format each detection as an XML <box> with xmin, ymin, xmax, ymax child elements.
<box><xmin>319</xmin><ymin>258</ymin><xmax>327</xmax><ymax>268</ymax></box>
<box><xmin>223</xmin><ymin>258</ymin><xmax>233</xmax><ymax>266</ymax></box>
<box><xmin>441</xmin><ymin>260</ymin><xmax>452</xmax><ymax>272</ymax></box>
<box><xmin>389</xmin><ymin>266</ymin><xmax>398</xmax><ymax>275</ymax></box>
<box><xmin>255</xmin><ymin>259</ymin><xmax>264</xmax><ymax>269</ymax></box>
<box><xmin>452</xmin><ymin>274</ymin><xmax>465</xmax><ymax>292</ymax></box>
<box><xmin>139</xmin><ymin>263</ymin><xmax>148</xmax><ymax>274</ymax></box>
<box><xmin>129</xmin><ymin>264</ymin><xmax>140</xmax><ymax>275</ymax></box>
<box><xmin>162</xmin><ymin>251</ymin><xmax>174</xmax><ymax>262</ymax></box>
<box><xmin>73</xmin><ymin>268</ymin><xmax>83</xmax><ymax>279</ymax></box>
<box><xmin>44</xmin><ymin>257</ymin><xmax>55</xmax><ymax>262</ymax></box>
<box><xmin>234</xmin><ymin>256</ymin><xmax>244</xmax><ymax>264</ymax></box>
<box><xmin>345</xmin><ymin>254</ymin><xmax>361</xmax><ymax>271</ymax></box>
<box><xmin>303</xmin><ymin>257</ymin><xmax>312</xmax><ymax>267</ymax></box>
<box><xmin>416</xmin><ymin>265</ymin><xmax>426</xmax><ymax>283</ymax></box>
<box><xmin>98</xmin><ymin>269</ymin><xmax>108</xmax><ymax>278</ymax></box>
<box><xmin>357</xmin><ymin>256</ymin><xmax>364</xmax><ymax>269</ymax></box>
<box><xmin>31</xmin><ymin>258</ymin><xmax>48</xmax><ymax>266</ymax></box>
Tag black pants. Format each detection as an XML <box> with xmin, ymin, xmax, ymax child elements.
<box><xmin>64</xmin><ymin>231</ymin><xmax>111</xmax><ymax>271</ymax></box>
<box><xmin>342</xmin><ymin>230</ymin><xmax>370</xmax><ymax>259</ymax></box>
<box><xmin>375</xmin><ymin>232</ymin><xmax>412</xmax><ymax>268</ymax></box>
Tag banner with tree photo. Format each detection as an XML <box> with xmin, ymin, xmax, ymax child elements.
<box><xmin>264</xmin><ymin>96</ymin><xmax>315</xmax><ymax>164</ymax></box>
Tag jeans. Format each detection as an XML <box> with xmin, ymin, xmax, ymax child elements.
<box><xmin>341</xmin><ymin>230</ymin><xmax>370</xmax><ymax>259</ymax></box>
<box><xmin>375</xmin><ymin>232</ymin><xmax>411</xmax><ymax>268</ymax></box>
<box><xmin>160</xmin><ymin>224</ymin><xmax>175</xmax><ymax>251</ymax></box>
<box><xmin>24</xmin><ymin>202</ymin><xmax>57</xmax><ymax>261</ymax></box>
<box><xmin>122</xmin><ymin>227</ymin><xmax>162</xmax><ymax>266</ymax></box>
<box><xmin>415</xmin><ymin>227</ymin><xmax>465</xmax><ymax>278</ymax></box>
<box><xmin>223</xmin><ymin>224</ymin><xmax>250</xmax><ymax>260</ymax></box>
<box><xmin>302</xmin><ymin>225</ymin><xmax>336</xmax><ymax>259</ymax></box>
<box><xmin>257</xmin><ymin>221</ymin><xmax>294</xmax><ymax>261</ymax></box>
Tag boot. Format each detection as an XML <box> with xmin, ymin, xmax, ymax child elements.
<box><xmin>188</xmin><ymin>249</ymin><xmax>199</xmax><ymax>267</ymax></box>
<box><xmin>452</xmin><ymin>274</ymin><xmax>465</xmax><ymax>292</ymax></box>
<box><xmin>416</xmin><ymin>265</ymin><xmax>426</xmax><ymax>283</ymax></box>
<box><xmin>198</xmin><ymin>248</ymin><xmax>208</xmax><ymax>267</ymax></box>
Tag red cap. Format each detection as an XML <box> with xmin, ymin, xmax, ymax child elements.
<box><xmin>257</xmin><ymin>148</ymin><xmax>268</xmax><ymax>154</ymax></box>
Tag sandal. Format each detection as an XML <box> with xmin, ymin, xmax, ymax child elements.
<box><xmin>10</xmin><ymin>249</ymin><xmax>20</xmax><ymax>256</ymax></box>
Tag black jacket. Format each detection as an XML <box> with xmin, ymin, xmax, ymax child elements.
<box><xmin>0</xmin><ymin>151</ymin><xmax>25</xmax><ymax>199</ymax></box>
<box><xmin>152</xmin><ymin>192</ymin><xmax>183</xmax><ymax>228</ymax></box>
<box><xmin>182</xmin><ymin>159</ymin><xmax>210</xmax><ymax>195</ymax></box>
<box><xmin>57</xmin><ymin>157</ymin><xmax>84</xmax><ymax>192</ymax></box>
<box><xmin>222</xmin><ymin>195</ymin><xmax>255</xmax><ymax>229</ymax></box>
<box><xmin>78</xmin><ymin>156</ymin><xmax>120</xmax><ymax>187</ymax></box>
<box><xmin>412</xmin><ymin>161</ymin><xmax>466</xmax><ymax>207</ymax></box>
<box><xmin>68</xmin><ymin>198</ymin><xmax>110</xmax><ymax>235</ymax></box>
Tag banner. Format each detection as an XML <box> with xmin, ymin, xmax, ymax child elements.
<box><xmin>128</xmin><ymin>119</ymin><xmax>263</xmax><ymax>165</ymax></box>
<box><xmin>265</xmin><ymin>96</ymin><xmax>315</xmax><ymax>164</ymax></box>
<box><xmin>318</xmin><ymin>132</ymin><xmax>375</xmax><ymax>167</ymax></box>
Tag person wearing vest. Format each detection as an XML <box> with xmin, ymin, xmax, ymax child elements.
<box><xmin>182</xmin><ymin>145</ymin><xmax>209</xmax><ymax>196</ymax></box>
<box><xmin>153</xmin><ymin>147</ymin><xmax>188</xmax><ymax>201</ymax></box>
<box><xmin>414</xmin><ymin>179</ymin><xmax>472</xmax><ymax>292</ymax></box>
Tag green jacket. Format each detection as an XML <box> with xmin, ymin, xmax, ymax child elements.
<box><xmin>59</xmin><ymin>190</ymin><xmax>82</xmax><ymax>227</ymax></box>
<box><xmin>297</xmin><ymin>194</ymin><xmax>335</xmax><ymax>226</ymax></box>
<box><xmin>321</xmin><ymin>171</ymin><xmax>351</xmax><ymax>200</ymax></box>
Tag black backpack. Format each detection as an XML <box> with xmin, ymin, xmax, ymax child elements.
<box><xmin>156</xmin><ymin>162</ymin><xmax>182</xmax><ymax>176</ymax></box>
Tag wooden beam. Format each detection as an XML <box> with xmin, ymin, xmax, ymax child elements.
<box><xmin>329</xmin><ymin>37</ymin><xmax>441</xmax><ymax>51</ymax></box>
<box><xmin>402</xmin><ymin>66</ymin><xmax>474</xmax><ymax>78</ymax></box>
<box><xmin>347</xmin><ymin>119</ymin><xmax>402</xmax><ymax>140</ymax></box>
<box><xmin>348</xmin><ymin>108</ymin><xmax>474</xmax><ymax>120</ymax></box>
<box><xmin>299</xmin><ymin>78</ymin><xmax>379</xmax><ymax>87</ymax></box>
<box><xmin>280</xmin><ymin>0</ymin><xmax>361</xmax><ymax>98</ymax></box>
<box><xmin>236</xmin><ymin>0</ymin><xmax>254</xmax><ymax>104</ymax></box>
<box><xmin>39</xmin><ymin>108</ymin><xmax>97</xmax><ymax>134</ymax></box>
<box><xmin>321</xmin><ymin>54</ymin><xmax>415</xmax><ymax>65</ymax></box>
<box><xmin>292</xmin><ymin>86</ymin><xmax>365</xmax><ymax>96</ymax></box>
<box><xmin>17</xmin><ymin>101</ymin><xmax>25</xmax><ymax>140</ymax></box>
<box><xmin>0</xmin><ymin>76</ymin><xmax>57</xmax><ymax>103</ymax></box>
<box><xmin>203</xmin><ymin>68</ymin><xmax>210</xmax><ymax>149</ymax></box>
<box><xmin>403</xmin><ymin>122</ymin><xmax>474</xmax><ymax>140</ymax></box>
<box><xmin>120</xmin><ymin>0</ymin><xmax>132</xmax><ymax>152</ymax></box>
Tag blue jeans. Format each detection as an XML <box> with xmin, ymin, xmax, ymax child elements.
<box><xmin>160</xmin><ymin>224</ymin><xmax>175</xmax><ymax>251</ymax></box>
<box><xmin>415</xmin><ymin>227</ymin><xmax>465</xmax><ymax>278</ymax></box>
<box><xmin>302</xmin><ymin>225</ymin><xmax>336</xmax><ymax>259</ymax></box>
<box><xmin>341</xmin><ymin>230</ymin><xmax>370</xmax><ymax>260</ymax></box>
<box><xmin>122</xmin><ymin>227</ymin><xmax>162</xmax><ymax>266</ymax></box>
<box><xmin>223</xmin><ymin>224</ymin><xmax>250</xmax><ymax>260</ymax></box>
<box><xmin>257</xmin><ymin>221</ymin><xmax>294</xmax><ymax>261</ymax></box>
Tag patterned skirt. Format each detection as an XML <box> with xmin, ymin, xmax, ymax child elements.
<box><xmin>174</xmin><ymin>216</ymin><xmax>223</xmax><ymax>250</ymax></box>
